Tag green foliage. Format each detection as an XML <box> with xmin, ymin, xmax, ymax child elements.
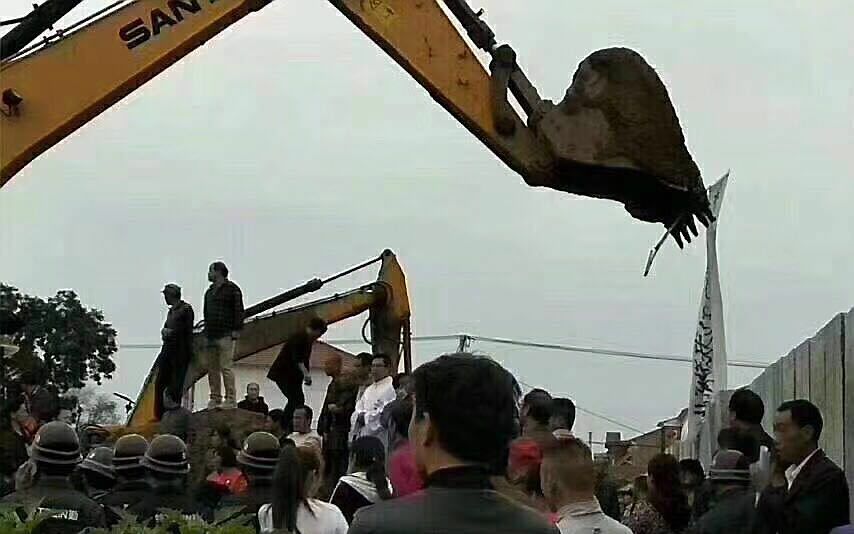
<box><xmin>0</xmin><ymin>284</ymin><xmax>117</xmax><ymax>394</ymax></box>
<box><xmin>85</xmin><ymin>508</ymin><xmax>255</xmax><ymax>534</ymax></box>
<box><xmin>0</xmin><ymin>502</ymin><xmax>50</xmax><ymax>534</ymax></box>
<box><xmin>1</xmin><ymin>503</ymin><xmax>256</xmax><ymax>534</ymax></box>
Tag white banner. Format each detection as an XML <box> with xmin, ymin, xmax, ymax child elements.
<box><xmin>682</xmin><ymin>172</ymin><xmax>730</xmax><ymax>458</ymax></box>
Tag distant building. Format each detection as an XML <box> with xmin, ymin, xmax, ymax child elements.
<box><xmin>190</xmin><ymin>341</ymin><xmax>357</xmax><ymax>428</ymax></box>
<box><xmin>604</xmin><ymin>410</ymin><xmax>684</xmax><ymax>480</ymax></box>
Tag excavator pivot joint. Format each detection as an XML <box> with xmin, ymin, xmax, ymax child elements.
<box><xmin>488</xmin><ymin>44</ymin><xmax>518</xmax><ymax>136</ymax></box>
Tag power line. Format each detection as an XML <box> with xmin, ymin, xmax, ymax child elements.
<box><xmin>468</xmin><ymin>335</ymin><xmax>769</xmax><ymax>369</ymax></box>
<box><xmin>117</xmin><ymin>332</ymin><xmax>770</xmax><ymax>369</ymax></box>
<box><xmin>514</xmin><ymin>377</ymin><xmax>644</xmax><ymax>435</ymax></box>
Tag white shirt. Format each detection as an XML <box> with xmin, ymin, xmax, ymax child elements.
<box><xmin>258</xmin><ymin>500</ymin><xmax>348</xmax><ymax>534</ymax></box>
<box><xmin>350</xmin><ymin>376</ymin><xmax>396</xmax><ymax>443</ymax></box>
<box><xmin>785</xmin><ymin>448</ymin><xmax>820</xmax><ymax>490</ymax></box>
<box><xmin>288</xmin><ymin>430</ymin><xmax>322</xmax><ymax>452</ymax></box>
<box><xmin>556</xmin><ymin>499</ymin><xmax>633</xmax><ymax>534</ymax></box>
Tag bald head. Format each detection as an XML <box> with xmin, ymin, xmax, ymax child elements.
<box><xmin>541</xmin><ymin>436</ymin><xmax>596</xmax><ymax>507</ymax></box>
<box><xmin>323</xmin><ymin>353</ymin><xmax>342</xmax><ymax>378</ymax></box>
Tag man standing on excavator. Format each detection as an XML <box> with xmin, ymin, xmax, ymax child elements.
<box><xmin>267</xmin><ymin>317</ymin><xmax>327</xmax><ymax>434</ymax></box>
<box><xmin>203</xmin><ymin>262</ymin><xmax>244</xmax><ymax>410</ymax></box>
<box><xmin>155</xmin><ymin>284</ymin><xmax>194</xmax><ymax>419</ymax></box>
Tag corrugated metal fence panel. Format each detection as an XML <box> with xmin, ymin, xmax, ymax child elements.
<box><xmin>781</xmin><ymin>350</ymin><xmax>796</xmax><ymax>401</ymax></box>
<box><xmin>764</xmin><ymin>360</ymin><xmax>783</xmax><ymax>434</ymax></box>
<box><xmin>819</xmin><ymin>315</ymin><xmax>845</xmax><ymax>468</ymax></box>
<box><xmin>795</xmin><ymin>340</ymin><xmax>811</xmax><ymax>399</ymax></box>
<box><xmin>810</xmin><ymin>327</ymin><xmax>828</xmax><ymax>453</ymax></box>
<box><xmin>747</xmin><ymin>369</ymin><xmax>768</xmax><ymax>426</ymax></box>
<box><xmin>844</xmin><ymin>309</ymin><xmax>853</xmax><ymax>522</ymax></box>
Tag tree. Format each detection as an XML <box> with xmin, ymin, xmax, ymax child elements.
<box><xmin>72</xmin><ymin>386</ymin><xmax>121</xmax><ymax>426</ymax></box>
<box><xmin>0</xmin><ymin>284</ymin><xmax>117</xmax><ymax>395</ymax></box>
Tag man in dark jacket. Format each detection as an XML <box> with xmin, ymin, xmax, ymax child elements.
<box><xmin>20</xmin><ymin>367</ymin><xmax>59</xmax><ymax>432</ymax></box>
<box><xmin>757</xmin><ymin>399</ymin><xmax>850</xmax><ymax>534</ymax></box>
<box><xmin>0</xmin><ymin>396</ymin><xmax>28</xmax><ymax>496</ymax></box>
<box><xmin>690</xmin><ymin>449</ymin><xmax>757</xmax><ymax>534</ymax></box>
<box><xmin>267</xmin><ymin>317</ymin><xmax>327</xmax><ymax>433</ymax></box>
<box><xmin>236</xmin><ymin>383</ymin><xmax>269</xmax><ymax>414</ymax></box>
<box><xmin>317</xmin><ymin>352</ymin><xmax>357</xmax><ymax>493</ymax></box>
<box><xmin>349</xmin><ymin>353</ymin><xmax>558</xmax><ymax>534</ymax></box>
<box><xmin>2</xmin><ymin>421</ymin><xmax>106</xmax><ymax>533</ymax></box>
<box><xmin>203</xmin><ymin>262</ymin><xmax>244</xmax><ymax>409</ymax></box>
<box><xmin>155</xmin><ymin>284</ymin><xmax>194</xmax><ymax>419</ymax></box>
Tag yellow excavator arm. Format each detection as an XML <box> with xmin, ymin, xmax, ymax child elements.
<box><xmin>0</xmin><ymin>0</ymin><xmax>272</xmax><ymax>183</ymax></box>
<box><xmin>1</xmin><ymin>0</ymin><xmax>711</xmax><ymax>244</ymax></box>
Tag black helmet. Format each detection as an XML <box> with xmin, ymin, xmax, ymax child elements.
<box><xmin>237</xmin><ymin>432</ymin><xmax>279</xmax><ymax>471</ymax></box>
<box><xmin>31</xmin><ymin>421</ymin><xmax>82</xmax><ymax>465</ymax></box>
<box><xmin>79</xmin><ymin>446</ymin><xmax>116</xmax><ymax>480</ymax></box>
<box><xmin>141</xmin><ymin>434</ymin><xmax>190</xmax><ymax>475</ymax></box>
<box><xmin>113</xmin><ymin>434</ymin><xmax>148</xmax><ymax>472</ymax></box>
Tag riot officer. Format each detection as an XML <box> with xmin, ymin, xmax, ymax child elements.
<box><xmin>127</xmin><ymin>434</ymin><xmax>209</xmax><ymax>525</ymax></box>
<box><xmin>99</xmin><ymin>434</ymin><xmax>151</xmax><ymax>513</ymax></box>
<box><xmin>75</xmin><ymin>446</ymin><xmax>116</xmax><ymax>499</ymax></box>
<box><xmin>218</xmin><ymin>431</ymin><xmax>280</xmax><ymax>514</ymax></box>
<box><xmin>0</xmin><ymin>421</ymin><xmax>106</xmax><ymax>533</ymax></box>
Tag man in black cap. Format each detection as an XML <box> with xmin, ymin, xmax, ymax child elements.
<box><xmin>127</xmin><ymin>434</ymin><xmax>208</xmax><ymax>525</ymax></box>
<box><xmin>155</xmin><ymin>284</ymin><xmax>195</xmax><ymax>419</ymax></box>
<box><xmin>691</xmin><ymin>449</ymin><xmax>758</xmax><ymax>534</ymax></box>
<box><xmin>1</xmin><ymin>421</ymin><xmax>106</xmax><ymax>533</ymax></box>
<box><xmin>99</xmin><ymin>434</ymin><xmax>151</xmax><ymax>521</ymax></box>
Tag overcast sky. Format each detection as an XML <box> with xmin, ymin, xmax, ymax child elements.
<box><xmin>1</xmin><ymin>0</ymin><xmax>852</xmax><ymax>441</ymax></box>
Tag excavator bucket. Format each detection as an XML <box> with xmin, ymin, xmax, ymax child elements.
<box><xmin>331</xmin><ymin>1</ymin><xmax>712</xmax><ymax>246</ymax></box>
<box><xmin>532</xmin><ymin>47</ymin><xmax>713</xmax><ymax>246</ymax></box>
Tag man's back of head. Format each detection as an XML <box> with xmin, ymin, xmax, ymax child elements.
<box><xmin>410</xmin><ymin>353</ymin><xmax>517</xmax><ymax>476</ymax></box>
<box><xmin>541</xmin><ymin>436</ymin><xmax>595</xmax><ymax>506</ymax></box>
<box><xmin>349</xmin><ymin>353</ymin><xmax>557</xmax><ymax>534</ymax></box>
<box><xmin>729</xmin><ymin>388</ymin><xmax>764</xmax><ymax>428</ymax></box>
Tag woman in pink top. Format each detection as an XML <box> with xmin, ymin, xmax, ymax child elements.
<box><xmin>386</xmin><ymin>398</ymin><xmax>424</xmax><ymax>497</ymax></box>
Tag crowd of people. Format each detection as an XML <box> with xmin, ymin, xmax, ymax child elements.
<box><xmin>2</xmin><ymin>347</ymin><xmax>852</xmax><ymax>533</ymax></box>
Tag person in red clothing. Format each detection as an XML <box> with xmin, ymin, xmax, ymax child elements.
<box><xmin>386</xmin><ymin>397</ymin><xmax>423</xmax><ymax>497</ymax></box>
<box><xmin>206</xmin><ymin>446</ymin><xmax>247</xmax><ymax>495</ymax></box>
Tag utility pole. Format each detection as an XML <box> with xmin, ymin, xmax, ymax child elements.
<box><xmin>457</xmin><ymin>334</ymin><xmax>472</xmax><ymax>353</ymax></box>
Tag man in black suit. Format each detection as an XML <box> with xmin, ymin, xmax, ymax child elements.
<box><xmin>349</xmin><ymin>353</ymin><xmax>558</xmax><ymax>534</ymax></box>
<box><xmin>757</xmin><ymin>399</ymin><xmax>850</xmax><ymax>534</ymax></box>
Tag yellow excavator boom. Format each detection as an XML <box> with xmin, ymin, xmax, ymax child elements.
<box><xmin>1</xmin><ymin>0</ymin><xmax>711</xmax><ymax>243</ymax></box>
<box><xmin>0</xmin><ymin>0</ymin><xmax>272</xmax><ymax>185</ymax></box>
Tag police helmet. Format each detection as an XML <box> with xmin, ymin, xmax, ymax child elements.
<box><xmin>141</xmin><ymin>434</ymin><xmax>190</xmax><ymax>475</ymax></box>
<box><xmin>79</xmin><ymin>446</ymin><xmax>116</xmax><ymax>480</ymax></box>
<box><xmin>30</xmin><ymin>421</ymin><xmax>82</xmax><ymax>465</ymax></box>
<box><xmin>237</xmin><ymin>431</ymin><xmax>279</xmax><ymax>471</ymax></box>
<box><xmin>113</xmin><ymin>434</ymin><xmax>148</xmax><ymax>472</ymax></box>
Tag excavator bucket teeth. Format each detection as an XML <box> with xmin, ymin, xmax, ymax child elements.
<box><xmin>533</xmin><ymin>47</ymin><xmax>712</xmax><ymax>233</ymax></box>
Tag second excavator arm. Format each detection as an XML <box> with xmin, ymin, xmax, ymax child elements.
<box><xmin>126</xmin><ymin>249</ymin><xmax>410</xmax><ymax>429</ymax></box>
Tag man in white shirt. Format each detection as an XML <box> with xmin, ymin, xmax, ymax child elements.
<box><xmin>350</xmin><ymin>354</ymin><xmax>396</xmax><ymax>448</ymax></box>
<box><xmin>287</xmin><ymin>405</ymin><xmax>322</xmax><ymax>453</ymax></box>
<box><xmin>540</xmin><ymin>433</ymin><xmax>632</xmax><ymax>534</ymax></box>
